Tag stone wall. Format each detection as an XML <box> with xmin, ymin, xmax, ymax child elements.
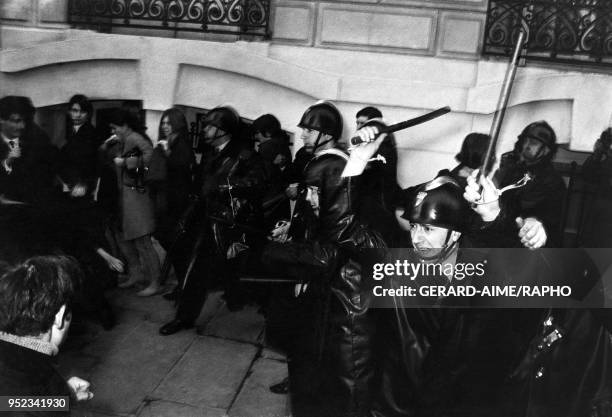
<box><xmin>272</xmin><ymin>0</ymin><xmax>486</xmax><ymax>59</ymax></box>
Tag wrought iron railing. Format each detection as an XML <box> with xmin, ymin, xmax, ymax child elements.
<box><xmin>483</xmin><ymin>0</ymin><xmax>612</xmax><ymax>65</ymax></box>
<box><xmin>68</xmin><ymin>0</ymin><xmax>270</xmax><ymax>37</ymax></box>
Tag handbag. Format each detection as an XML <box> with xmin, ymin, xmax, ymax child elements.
<box><xmin>144</xmin><ymin>145</ymin><xmax>168</xmax><ymax>184</ymax></box>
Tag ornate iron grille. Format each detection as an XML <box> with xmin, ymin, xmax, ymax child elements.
<box><xmin>483</xmin><ymin>0</ymin><xmax>612</xmax><ymax>65</ymax></box>
<box><xmin>68</xmin><ymin>0</ymin><xmax>270</xmax><ymax>37</ymax></box>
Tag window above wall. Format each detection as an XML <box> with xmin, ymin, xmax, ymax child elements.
<box><xmin>68</xmin><ymin>0</ymin><xmax>270</xmax><ymax>38</ymax></box>
<box><xmin>483</xmin><ymin>0</ymin><xmax>612</xmax><ymax>66</ymax></box>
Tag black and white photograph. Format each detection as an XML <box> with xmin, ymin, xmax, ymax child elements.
<box><xmin>1</xmin><ymin>0</ymin><xmax>612</xmax><ymax>416</ymax></box>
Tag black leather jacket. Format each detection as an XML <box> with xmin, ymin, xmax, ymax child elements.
<box><xmin>495</xmin><ymin>152</ymin><xmax>566</xmax><ymax>246</ymax></box>
<box><xmin>192</xmin><ymin>139</ymin><xmax>267</xmax><ymax>252</ymax></box>
<box><xmin>263</xmin><ymin>147</ymin><xmax>386</xmax><ymax>417</ymax></box>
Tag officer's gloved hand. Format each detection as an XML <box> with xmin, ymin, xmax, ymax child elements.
<box><xmin>516</xmin><ymin>217</ymin><xmax>547</xmax><ymax>249</ymax></box>
<box><xmin>464</xmin><ymin>169</ymin><xmax>501</xmax><ymax>222</ymax></box>
<box><xmin>342</xmin><ymin>126</ymin><xmax>387</xmax><ymax>177</ymax></box>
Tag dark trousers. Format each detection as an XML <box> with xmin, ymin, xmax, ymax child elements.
<box><xmin>168</xmin><ymin>218</ymin><xmax>229</xmax><ymax>324</ymax></box>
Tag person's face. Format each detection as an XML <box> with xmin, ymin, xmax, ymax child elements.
<box><xmin>410</xmin><ymin>222</ymin><xmax>457</xmax><ymax>259</ymax></box>
<box><xmin>356</xmin><ymin>116</ymin><xmax>369</xmax><ymax>130</ymax></box>
<box><xmin>520</xmin><ymin>137</ymin><xmax>548</xmax><ymax>163</ymax></box>
<box><xmin>109</xmin><ymin>123</ymin><xmax>129</xmax><ymax>140</ymax></box>
<box><xmin>0</xmin><ymin>113</ymin><xmax>26</xmax><ymax>139</ymax></box>
<box><xmin>253</xmin><ymin>131</ymin><xmax>271</xmax><ymax>152</ymax></box>
<box><xmin>300</xmin><ymin>128</ymin><xmax>323</xmax><ymax>154</ymax></box>
<box><xmin>204</xmin><ymin>124</ymin><xmax>229</xmax><ymax>147</ymax></box>
<box><xmin>69</xmin><ymin>104</ymin><xmax>88</xmax><ymax>126</ymax></box>
<box><xmin>254</xmin><ymin>131</ymin><xmax>270</xmax><ymax>144</ymax></box>
<box><xmin>160</xmin><ymin>116</ymin><xmax>173</xmax><ymax>138</ymax></box>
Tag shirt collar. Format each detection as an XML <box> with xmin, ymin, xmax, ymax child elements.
<box><xmin>0</xmin><ymin>331</ymin><xmax>58</xmax><ymax>356</ymax></box>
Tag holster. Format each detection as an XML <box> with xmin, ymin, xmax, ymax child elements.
<box><xmin>509</xmin><ymin>310</ymin><xmax>566</xmax><ymax>381</ymax></box>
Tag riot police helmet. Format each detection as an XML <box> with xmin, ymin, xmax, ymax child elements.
<box><xmin>298</xmin><ymin>101</ymin><xmax>343</xmax><ymax>141</ymax></box>
<box><xmin>402</xmin><ymin>176</ymin><xmax>470</xmax><ymax>233</ymax></box>
<box><xmin>203</xmin><ymin>106</ymin><xmax>240</xmax><ymax>137</ymax></box>
<box><xmin>517</xmin><ymin>121</ymin><xmax>557</xmax><ymax>153</ymax></box>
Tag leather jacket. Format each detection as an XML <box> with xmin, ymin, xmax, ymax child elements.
<box><xmin>288</xmin><ymin>148</ymin><xmax>356</xmax><ymax>242</ymax></box>
<box><xmin>263</xmin><ymin>147</ymin><xmax>386</xmax><ymax>417</ymax></box>
<box><xmin>495</xmin><ymin>151</ymin><xmax>566</xmax><ymax>246</ymax></box>
<box><xmin>195</xmin><ymin>139</ymin><xmax>267</xmax><ymax>251</ymax></box>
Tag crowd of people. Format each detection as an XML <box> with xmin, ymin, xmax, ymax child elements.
<box><xmin>1</xmin><ymin>92</ymin><xmax>611</xmax><ymax>416</ymax></box>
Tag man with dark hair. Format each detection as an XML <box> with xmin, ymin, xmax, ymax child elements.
<box><xmin>0</xmin><ymin>96</ymin><xmax>59</xmax><ymax>261</ymax></box>
<box><xmin>356</xmin><ymin>106</ymin><xmax>383</xmax><ymax>129</ymax></box>
<box><xmin>0</xmin><ymin>96</ymin><xmax>57</xmax><ymax>204</ymax></box>
<box><xmin>55</xmin><ymin>94</ymin><xmax>99</xmax><ymax>199</ymax></box>
<box><xmin>0</xmin><ymin>256</ymin><xmax>93</xmax><ymax>413</ymax></box>
<box><xmin>445</xmin><ymin>132</ymin><xmax>491</xmax><ymax>186</ymax></box>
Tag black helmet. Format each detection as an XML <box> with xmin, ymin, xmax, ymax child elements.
<box><xmin>455</xmin><ymin>133</ymin><xmax>491</xmax><ymax>169</ymax></box>
<box><xmin>518</xmin><ymin>121</ymin><xmax>557</xmax><ymax>152</ymax></box>
<box><xmin>402</xmin><ymin>176</ymin><xmax>470</xmax><ymax>233</ymax></box>
<box><xmin>298</xmin><ymin>101</ymin><xmax>343</xmax><ymax>140</ymax></box>
<box><xmin>252</xmin><ymin>114</ymin><xmax>281</xmax><ymax>137</ymax></box>
<box><xmin>203</xmin><ymin>106</ymin><xmax>240</xmax><ymax>136</ymax></box>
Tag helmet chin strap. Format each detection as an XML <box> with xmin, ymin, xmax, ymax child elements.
<box><xmin>207</xmin><ymin>130</ymin><xmax>231</xmax><ymax>144</ymax></box>
<box><xmin>414</xmin><ymin>230</ymin><xmax>459</xmax><ymax>263</ymax></box>
<box><xmin>313</xmin><ymin>131</ymin><xmax>334</xmax><ymax>153</ymax></box>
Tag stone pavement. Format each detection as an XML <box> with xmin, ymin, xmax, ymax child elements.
<box><xmin>57</xmin><ymin>288</ymin><xmax>290</xmax><ymax>417</ymax></box>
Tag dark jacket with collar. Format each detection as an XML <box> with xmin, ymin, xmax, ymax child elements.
<box><xmin>263</xmin><ymin>147</ymin><xmax>387</xmax><ymax>417</ymax></box>
<box><xmin>194</xmin><ymin>138</ymin><xmax>267</xmax><ymax>246</ymax></box>
<box><xmin>494</xmin><ymin>151</ymin><xmax>566</xmax><ymax>246</ymax></box>
<box><xmin>56</xmin><ymin>122</ymin><xmax>99</xmax><ymax>196</ymax></box>
<box><xmin>0</xmin><ymin>339</ymin><xmax>70</xmax><ymax>416</ymax></box>
<box><xmin>369</xmin><ymin>208</ymin><xmax>537</xmax><ymax>417</ymax></box>
<box><xmin>0</xmin><ymin>130</ymin><xmax>58</xmax><ymax>206</ymax></box>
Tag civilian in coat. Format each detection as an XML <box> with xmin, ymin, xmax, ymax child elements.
<box><xmin>106</xmin><ymin>109</ymin><xmax>160</xmax><ymax>296</ymax></box>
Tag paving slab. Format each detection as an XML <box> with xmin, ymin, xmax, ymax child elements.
<box><xmin>201</xmin><ymin>305</ymin><xmax>265</xmax><ymax>344</ymax></box>
<box><xmin>77</xmin><ymin>311</ymin><xmax>149</xmax><ymax>359</ymax></box>
<box><xmin>57</xmin><ymin>312</ymin><xmax>144</xmax><ymax>380</ymax></box>
<box><xmin>228</xmin><ymin>358</ymin><xmax>289</xmax><ymax>417</ymax></box>
<box><xmin>69</xmin><ymin>405</ymin><xmax>128</xmax><ymax>417</ymax></box>
<box><xmin>108</xmin><ymin>288</ymin><xmax>177</xmax><ymax>325</ymax></box>
<box><xmin>153</xmin><ymin>336</ymin><xmax>258</xmax><ymax>409</ymax></box>
<box><xmin>137</xmin><ymin>400</ymin><xmax>226</xmax><ymax>417</ymax></box>
<box><xmin>82</xmin><ymin>320</ymin><xmax>197</xmax><ymax>415</ymax></box>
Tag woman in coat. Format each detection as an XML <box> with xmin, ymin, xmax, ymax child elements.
<box><xmin>107</xmin><ymin>109</ymin><xmax>160</xmax><ymax>296</ymax></box>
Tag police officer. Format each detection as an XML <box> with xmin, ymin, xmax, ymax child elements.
<box><xmin>159</xmin><ymin>106</ymin><xmax>267</xmax><ymax>335</ymax></box>
<box><xmin>495</xmin><ymin>121</ymin><xmax>566</xmax><ymax>246</ymax></box>
<box><xmin>353</xmin><ymin>118</ymin><xmax>401</xmax><ymax>245</ymax></box>
<box><xmin>263</xmin><ymin>101</ymin><xmax>386</xmax><ymax>417</ymax></box>
<box><xmin>371</xmin><ymin>174</ymin><xmax>545</xmax><ymax>417</ymax></box>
